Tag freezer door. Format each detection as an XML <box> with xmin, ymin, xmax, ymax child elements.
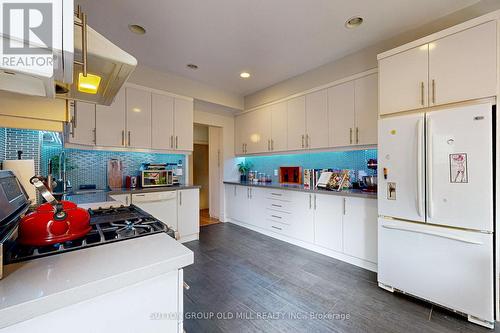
<box><xmin>426</xmin><ymin>103</ymin><xmax>493</xmax><ymax>232</ymax></box>
<box><xmin>378</xmin><ymin>218</ymin><xmax>494</xmax><ymax>323</ymax></box>
<box><xmin>378</xmin><ymin>113</ymin><xmax>425</xmax><ymax>222</ymax></box>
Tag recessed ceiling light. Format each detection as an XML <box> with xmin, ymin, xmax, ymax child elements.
<box><xmin>128</xmin><ymin>24</ymin><xmax>146</xmax><ymax>35</ymax></box>
<box><xmin>345</xmin><ymin>16</ymin><xmax>363</xmax><ymax>29</ymax></box>
<box><xmin>187</xmin><ymin>64</ymin><xmax>199</xmax><ymax>70</ymax></box>
<box><xmin>240</xmin><ymin>72</ymin><xmax>251</xmax><ymax>79</ymax></box>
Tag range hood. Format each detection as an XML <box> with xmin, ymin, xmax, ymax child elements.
<box><xmin>56</xmin><ymin>18</ymin><xmax>137</xmax><ymax>106</ymax></box>
<box><xmin>0</xmin><ymin>4</ymin><xmax>136</xmax><ymax>106</ymax></box>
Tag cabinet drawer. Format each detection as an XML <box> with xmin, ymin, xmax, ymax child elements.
<box><xmin>265</xmin><ymin>189</ymin><xmax>293</xmax><ymax>201</ymax></box>
<box><xmin>265</xmin><ymin>209</ymin><xmax>292</xmax><ymax>224</ymax></box>
<box><xmin>267</xmin><ymin>220</ymin><xmax>290</xmax><ymax>235</ymax></box>
<box><xmin>265</xmin><ymin>198</ymin><xmax>294</xmax><ymax>212</ymax></box>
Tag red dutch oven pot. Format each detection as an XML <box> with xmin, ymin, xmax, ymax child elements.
<box><xmin>17</xmin><ymin>177</ymin><xmax>91</xmax><ymax>246</ymax></box>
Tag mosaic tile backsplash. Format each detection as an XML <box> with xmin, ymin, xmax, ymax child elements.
<box><xmin>0</xmin><ymin>128</ymin><xmax>186</xmax><ymax>191</ymax></box>
<box><xmin>244</xmin><ymin>149</ymin><xmax>378</xmax><ymax>182</ymax></box>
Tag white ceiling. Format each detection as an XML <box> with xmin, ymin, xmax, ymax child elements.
<box><xmin>77</xmin><ymin>0</ymin><xmax>479</xmax><ymax>96</ymax></box>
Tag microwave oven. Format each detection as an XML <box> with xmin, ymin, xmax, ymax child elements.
<box><xmin>141</xmin><ymin>170</ymin><xmax>173</xmax><ymax>187</ymax></box>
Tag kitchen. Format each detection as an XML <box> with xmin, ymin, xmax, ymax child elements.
<box><xmin>1</xmin><ymin>0</ymin><xmax>500</xmax><ymax>332</ymax></box>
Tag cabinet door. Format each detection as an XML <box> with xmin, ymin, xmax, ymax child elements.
<box><xmin>126</xmin><ymin>88</ymin><xmax>152</xmax><ymax>149</ymax></box>
<box><xmin>355</xmin><ymin>74</ymin><xmax>378</xmax><ymax>145</ymax></box>
<box><xmin>270</xmin><ymin>101</ymin><xmax>287</xmax><ymax>152</ymax></box>
<box><xmin>343</xmin><ymin>197</ymin><xmax>377</xmax><ymax>263</ymax></box>
<box><xmin>234</xmin><ymin>115</ymin><xmax>246</xmax><ymax>155</ymax></box>
<box><xmin>429</xmin><ymin>21</ymin><xmax>497</xmax><ymax>106</ymax></box>
<box><xmin>379</xmin><ymin>45</ymin><xmax>429</xmax><ymax>115</ymax></box>
<box><xmin>287</xmin><ymin>96</ymin><xmax>306</xmax><ymax>151</ymax></box>
<box><xmin>314</xmin><ymin>194</ymin><xmax>343</xmax><ymax>252</ymax></box>
<box><xmin>109</xmin><ymin>194</ymin><xmax>130</xmax><ymax>206</ymax></box>
<box><xmin>96</xmin><ymin>89</ymin><xmax>126</xmax><ymax>147</ymax></box>
<box><xmin>151</xmin><ymin>93</ymin><xmax>175</xmax><ymax>150</ymax></box>
<box><xmin>233</xmin><ymin>186</ymin><xmax>250</xmax><ymax>222</ymax></box>
<box><xmin>328</xmin><ymin>81</ymin><xmax>355</xmax><ymax>147</ymax></box>
<box><xmin>245</xmin><ymin>108</ymin><xmax>271</xmax><ymax>154</ymax></box>
<box><xmin>174</xmin><ymin>98</ymin><xmax>194</xmax><ymax>151</ymax></box>
<box><xmin>178</xmin><ymin>189</ymin><xmax>199</xmax><ymax>238</ymax></box>
<box><xmin>68</xmin><ymin>101</ymin><xmax>96</xmax><ymax>146</ymax></box>
<box><xmin>225</xmin><ymin>185</ymin><xmax>238</xmax><ymax>220</ymax></box>
<box><xmin>248</xmin><ymin>187</ymin><xmax>266</xmax><ymax>229</ymax></box>
<box><xmin>305</xmin><ymin>89</ymin><xmax>329</xmax><ymax>149</ymax></box>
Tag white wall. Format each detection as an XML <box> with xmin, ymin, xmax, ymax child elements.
<box><xmin>244</xmin><ymin>0</ymin><xmax>500</xmax><ymax>109</ymax></box>
<box><xmin>129</xmin><ymin>64</ymin><xmax>244</xmax><ymax>110</ymax></box>
<box><xmin>193</xmin><ymin>100</ymin><xmax>241</xmax><ymax>221</ymax></box>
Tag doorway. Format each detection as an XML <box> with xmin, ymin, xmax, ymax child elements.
<box><xmin>190</xmin><ymin>124</ymin><xmax>221</xmax><ymax>227</ymax></box>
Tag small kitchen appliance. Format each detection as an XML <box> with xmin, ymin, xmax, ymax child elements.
<box><xmin>141</xmin><ymin>164</ymin><xmax>174</xmax><ymax>187</ymax></box>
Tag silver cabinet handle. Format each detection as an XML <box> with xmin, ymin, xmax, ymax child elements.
<box><xmin>125</xmin><ymin>196</ymin><xmax>129</xmax><ymax>206</ymax></box>
<box><xmin>306</xmin><ymin>134</ymin><xmax>309</xmax><ymax>148</ymax></box>
<box><xmin>268</xmin><ymin>139</ymin><xmax>271</xmax><ymax>151</ymax></box>
<box><xmin>249</xmin><ymin>188</ymin><xmax>252</xmax><ymax>199</ymax></box>
<box><xmin>420</xmin><ymin>82</ymin><xmax>424</xmax><ymax>106</ymax></box>
<box><xmin>71</xmin><ymin>101</ymin><xmax>77</xmax><ymax>138</ymax></box>
<box><xmin>432</xmin><ymin>79</ymin><xmax>436</xmax><ymax>104</ymax></box>
<box><xmin>121</xmin><ymin>130</ymin><xmax>125</xmax><ymax>146</ymax></box>
<box><xmin>270</xmin><ymin>193</ymin><xmax>282</xmax><ymax>196</ymax></box>
<box><xmin>309</xmin><ymin>194</ymin><xmax>312</xmax><ymax>209</ymax></box>
<box><xmin>242</xmin><ymin>143</ymin><xmax>245</xmax><ymax>154</ymax></box>
<box><xmin>128</xmin><ymin>131</ymin><xmax>131</xmax><ymax>146</ymax></box>
<box><xmin>271</xmin><ymin>139</ymin><xmax>274</xmax><ymax>151</ymax></box>
<box><xmin>183</xmin><ymin>282</ymin><xmax>190</xmax><ymax>290</ymax></box>
<box><xmin>92</xmin><ymin>128</ymin><xmax>96</xmax><ymax>144</ymax></box>
<box><xmin>271</xmin><ymin>215</ymin><xmax>282</xmax><ymax>219</ymax></box>
<box><xmin>179</xmin><ymin>191</ymin><xmax>182</xmax><ymax>206</ymax></box>
<box><xmin>349</xmin><ymin>128</ymin><xmax>353</xmax><ymax>144</ymax></box>
<box><xmin>170</xmin><ymin>135</ymin><xmax>173</xmax><ymax>148</ymax></box>
<box><xmin>343</xmin><ymin>197</ymin><xmax>346</xmax><ymax>215</ymax></box>
<box><xmin>314</xmin><ymin>194</ymin><xmax>317</xmax><ymax>210</ymax></box>
<box><xmin>356</xmin><ymin>127</ymin><xmax>359</xmax><ymax>144</ymax></box>
<box><xmin>271</xmin><ymin>225</ymin><xmax>282</xmax><ymax>231</ymax></box>
<box><xmin>271</xmin><ymin>204</ymin><xmax>282</xmax><ymax>208</ymax></box>
<box><xmin>234</xmin><ymin>186</ymin><xmax>237</xmax><ymax>196</ymax></box>
<box><xmin>301</xmin><ymin>134</ymin><xmax>305</xmax><ymax>148</ymax></box>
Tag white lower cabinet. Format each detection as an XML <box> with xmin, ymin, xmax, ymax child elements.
<box><xmin>109</xmin><ymin>194</ymin><xmax>131</xmax><ymax>206</ymax></box>
<box><xmin>314</xmin><ymin>194</ymin><xmax>343</xmax><ymax>252</ymax></box>
<box><xmin>225</xmin><ymin>185</ymin><xmax>378</xmax><ymax>269</ymax></box>
<box><xmin>177</xmin><ymin>189</ymin><xmax>200</xmax><ymax>242</ymax></box>
<box><xmin>342</xmin><ymin>197</ymin><xmax>378</xmax><ymax>263</ymax></box>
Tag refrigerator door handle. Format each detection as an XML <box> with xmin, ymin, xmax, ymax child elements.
<box><xmin>417</xmin><ymin>119</ymin><xmax>424</xmax><ymax>217</ymax></box>
<box><xmin>381</xmin><ymin>224</ymin><xmax>483</xmax><ymax>245</ymax></box>
<box><xmin>426</xmin><ymin>117</ymin><xmax>433</xmax><ymax>219</ymax></box>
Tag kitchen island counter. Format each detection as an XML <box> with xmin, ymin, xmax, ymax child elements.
<box><xmin>0</xmin><ymin>233</ymin><xmax>193</xmax><ymax>330</ymax></box>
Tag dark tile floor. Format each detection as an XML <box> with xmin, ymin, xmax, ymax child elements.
<box><xmin>183</xmin><ymin>223</ymin><xmax>497</xmax><ymax>333</ymax></box>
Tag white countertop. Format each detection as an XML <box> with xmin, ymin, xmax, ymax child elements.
<box><xmin>0</xmin><ymin>233</ymin><xmax>193</xmax><ymax>329</ymax></box>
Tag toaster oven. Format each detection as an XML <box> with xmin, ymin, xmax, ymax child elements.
<box><xmin>141</xmin><ymin>169</ymin><xmax>173</xmax><ymax>187</ymax></box>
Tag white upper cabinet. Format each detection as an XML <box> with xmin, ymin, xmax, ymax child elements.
<box><xmin>379</xmin><ymin>20</ymin><xmax>497</xmax><ymax>115</ymax></box>
<box><xmin>246</xmin><ymin>107</ymin><xmax>271</xmax><ymax>154</ymax></box>
<box><xmin>379</xmin><ymin>45</ymin><xmax>429</xmax><ymax>115</ymax></box>
<box><xmin>235</xmin><ymin>114</ymin><xmax>246</xmax><ymax>155</ymax></box>
<box><xmin>287</xmin><ymin>96</ymin><xmax>306</xmax><ymax>151</ymax></box>
<box><xmin>67</xmin><ymin>101</ymin><xmax>96</xmax><ymax>146</ymax></box>
<box><xmin>305</xmin><ymin>89</ymin><xmax>329</xmax><ymax>149</ymax></box>
<box><xmin>355</xmin><ymin>73</ymin><xmax>378</xmax><ymax>145</ymax></box>
<box><xmin>429</xmin><ymin>21</ymin><xmax>497</xmax><ymax>107</ymax></box>
<box><xmin>270</xmin><ymin>101</ymin><xmax>287</xmax><ymax>152</ymax></box>
<box><xmin>96</xmin><ymin>89</ymin><xmax>127</xmax><ymax>147</ymax></box>
<box><xmin>173</xmin><ymin>98</ymin><xmax>194</xmax><ymax>151</ymax></box>
<box><xmin>151</xmin><ymin>93</ymin><xmax>174</xmax><ymax>150</ymax></box>
<box><xmin>126</xmin><ymin>87</ymin><xmax>152</xmax><ymax>149</ymax></box>
<box><xmin>328</xmin><ymin>81</ymin><xmax>355</xmax><ymax>147</ymax></box>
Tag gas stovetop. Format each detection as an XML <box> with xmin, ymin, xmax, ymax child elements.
<box><xmin>4</xmin><ymin>205</ymin><xmax>175</xmax><ymax>264</ymax></box>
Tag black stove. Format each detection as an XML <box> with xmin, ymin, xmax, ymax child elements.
<box><xmin>3</xmin><ymin>200</ymin><xmax>176</xmax><ymax>265</ymax></box>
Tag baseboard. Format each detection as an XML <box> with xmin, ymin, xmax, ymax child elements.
<box><xmin>179</xmin><ymin>233</ymin><xmax>199</xmax><ymax>243</ymax></box>
<box><xmin>227</xmin><ymin>219</ymin><xmax>377</xmax><ymax>272</ymax></box>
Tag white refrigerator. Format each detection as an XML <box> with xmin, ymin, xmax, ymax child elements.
<box><xmin>377</xmin><ymin>102</ymin><xmax>495</xmax><ymax>328</ymax></box>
